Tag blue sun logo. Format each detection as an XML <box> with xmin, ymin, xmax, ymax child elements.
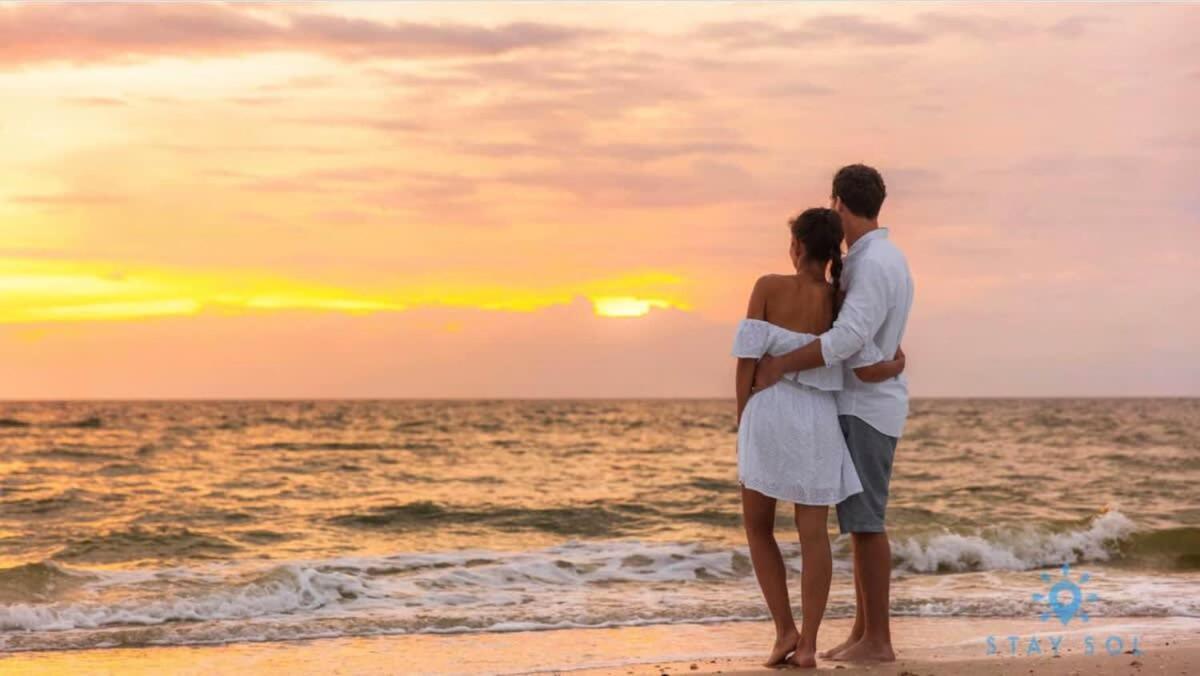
<box><xmin>1032</xmin><ymin>563</ymin><xmax>1100</xmax><ymax>626</ymax></box>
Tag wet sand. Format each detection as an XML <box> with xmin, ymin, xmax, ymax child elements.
<box><xmin>1</xmin><ymin>616</ymin><xmax>1195</xmax><ymax>675</ymax></box>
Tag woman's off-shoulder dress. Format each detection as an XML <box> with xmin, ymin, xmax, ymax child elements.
<box><xmin>732</xmin><ymin>318</ymin><xmax>882</xmax><ymax>505</ymax></box>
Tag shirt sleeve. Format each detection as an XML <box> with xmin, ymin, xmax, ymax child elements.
<box><xmin>820</xmin><ymin>259</ymin><xmax>892</xmax><ymax>367</ymax></box>
<box><xmin>844</xmin><ymin>340</ymin><xmax>887</xmax><ymax>368</ymax></box>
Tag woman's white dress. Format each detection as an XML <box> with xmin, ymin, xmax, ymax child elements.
<box><xmin>732</xmin><ymin>318</ymin><xmax>882</xmax><ymax>505</ymax></box>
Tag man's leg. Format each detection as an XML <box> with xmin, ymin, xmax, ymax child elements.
<box><xmin>837</xmin><ymin>532</ymin><xmax>894</xmax><ymax>661</ymax></box>
<box><xmin>831</xmin><ymin>416</ymin><xmax>898</xmax><ymax>663</ymax></box>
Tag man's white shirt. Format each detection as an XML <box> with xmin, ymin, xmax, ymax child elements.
<box><xmin>817</xmin><ymin>227</ymin><xmax>915</xmax><ymax>438</ymax></box>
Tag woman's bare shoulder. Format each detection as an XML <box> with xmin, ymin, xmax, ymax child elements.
<box><xmin>751</xmin><ymin>273</ymin><xmax>795</xmax><ymax>291</ymax></box>
<box><xmin>749</xmin><ymin>274</ymin><xmax>800</xmax><ymax>305</ymax></box>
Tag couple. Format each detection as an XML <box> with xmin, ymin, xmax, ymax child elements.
<box><xmin>732</xmin><ymin>164</ymin><xmax>914</xmax><ymax>669</ymax></box>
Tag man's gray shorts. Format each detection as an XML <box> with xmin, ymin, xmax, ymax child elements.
<box><xmin>836</xmin><ymin>415</ymin><xmax>899</xmax><ymax>535</ymax></box>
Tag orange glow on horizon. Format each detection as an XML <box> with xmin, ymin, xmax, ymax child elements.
<box><xmin>0</xmin><ymin>260</ymin><xmax>693</xmax><ymax>323</ymax></box>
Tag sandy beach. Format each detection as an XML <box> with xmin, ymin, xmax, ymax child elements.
<box><xmin>2</xmin><ymin>616</ymin><xmax>1196</xmax><ymax>675</ymax></box>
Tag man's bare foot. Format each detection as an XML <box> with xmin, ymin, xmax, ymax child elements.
<box><xmin>786</xmin><ymin>636</ymin><xmax>817</xmax><ymax>669</ymax></box>
<box><xmin>829</xmin><ymin>638</ymin><xmax>896</xmax><ymax>663</ymax></box>
<box><xmin>764</xmin><ymin>628</ymin><xmax>800</xmax><ymax>667</ymax></box>
<box><xmin>818</xmin><ymin>634</ymin><xmax>861</xmax><ymax>659</ymax></box>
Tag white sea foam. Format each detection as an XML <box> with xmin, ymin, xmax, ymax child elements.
<box><xmin>0</xmin><ymin>564</ymin><xmax>372</xmax><ymax>632</ymax></box>
<box><xmin>5</xmin><ymin>518</ymin><xmax>1198</xmax><ymax>652</ymax></box>
<box><xmin>892</xmin><ymin>510</ymin><xmax>1137</xmax><ymax>573</ymax></box>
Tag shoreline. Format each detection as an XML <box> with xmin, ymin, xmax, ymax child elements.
<box><xmin>2</xmin><ymin>616</ymin><xmax>1196</xmax><ymax>675</ymax></box>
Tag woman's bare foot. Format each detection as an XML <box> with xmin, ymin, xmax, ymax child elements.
<box><xmin>829</xmin><ymin>638</ymin><xmax>896</xmax><ymax>663</ymax></box>
<box><xmin>786</xmin><ymin>635</ymin><xmax>817</xmax><ymax>669</ymax></box>
<box><xmin>817</xmin><ymin>634</ymin><xmax>860</xmax><ymax>659</ymax></box>
<box><xmin>764</xmin><ymin>628</ymin><xmax>800</xmax><ymax>667</ymax></box>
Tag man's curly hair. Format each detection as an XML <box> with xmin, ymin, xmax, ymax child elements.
<box><xmin>832</xmin><ymin>164</ymin><xmax>886</xmax><ymax>219</ymax></box>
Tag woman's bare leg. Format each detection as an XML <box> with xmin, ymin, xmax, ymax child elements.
<box><xmin>740</xmin><ymin>486</ymin><xmax>799</xmax><ymax>666</ymax></box>
<box><xmin>788</xmin><ymin>504</ymin><xmax>832</xmax><ymax>669</ymax></box>
<box><xmin>820</xmin><ymin>544</ymin><xmax>864</xmax><ymax>658</ymax></box>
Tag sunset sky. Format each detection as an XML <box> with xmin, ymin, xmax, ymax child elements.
<box><xmin>1</xmin><ymin>2</ymin><xmax>1197</xmax><ymax>398</ymax></box>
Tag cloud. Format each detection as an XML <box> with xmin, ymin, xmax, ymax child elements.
<box><xmin>495</xmin><ymin>159</ymin><xmax>775</xmax><ymax>209</ymax></box>
<box><xmin>281</xmin><ymin>114</ymin><xmax>425</xmax><ymax>133</ymax></box>
<box><xmin>359</xmin><ymin>172</ymin><xmax>481</xmax><ymax>209</ymax></box>
<box><xmin>233</xmin><ymin>175</ymin><xmax>351</xmax><ymax>194</ymax></box>
<box><xmin>449</xmin><ymin>139</ymin><xmax>761</xmax><ymax>163</ymax></box>
<box><xmin>756</xmin><ymin>81</ymin><xmax>836</xmax><ymax>98</ymax></box>
<box><xmin>0</xmin><ymin>4</ymin><xmax>591</xmax><ymax>67</ymax></box>
<box><xmin>287</xmin><ymin>13</ymin><xmax>591</xmax><ymax>59</ymax></box>
<box><xmin>694</xmin><ymin>11</ymin><xmax>1038</xmax><ymax>50</ymax></box>
<box><xmin>153</xmin><ymin>141</ymin><xmax>352</xmax><ymax>157</ymax></box>
<box><xmin>442</xmin><ymin>51</ymin><xmax>704</xmax><ymax>118</ymax></box>
<box><xmin>693</xmin><ymin>15</ymin><xmax>918</xmax><ymax>49</ymax></box>
<box><xmin>60</xmin><ymin>96</ymin><xmax>128</xmax><ymax>107</ymax></box>
<box><xmin>692</xmin><ymin>20</ymin><xmax>834</xmax><ymax>49</ymax></box>
<box><xmin>1047</xmin><ymin>15</ymin><xmax>1111</xmax><ymax>39</ymax></box>
<box><xmin>224</xmin><ymin>165</ymin><xmax>481</xmax><ymax>208</ymax></box>
<box><xmin>804</xmin><ymin>14</ymin><xmax>928</xmax><ymax>45</ymax></box>
<box><xmin>916</xmin><ymin>12</ymin><xmax>1034</xmax><ymax>39</ymax></box>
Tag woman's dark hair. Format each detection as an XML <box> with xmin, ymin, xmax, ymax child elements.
<box><xmin>789</xmin><ymin>207</ymin><xmax>845</xmax><ymax>319</ymax></box>
<box><xmin>832</xmin><ymin>163</ymin><xmax>886</xmax><ymax>219</ymax></box>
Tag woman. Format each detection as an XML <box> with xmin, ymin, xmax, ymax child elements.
<box><xmin>732</xmin><ymin>207</ymin><xmax>905</xmax><ymax>668</ymax></box>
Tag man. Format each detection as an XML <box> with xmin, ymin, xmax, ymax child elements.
<box><xmin>754</xmin><ymin>163</ymin><xmax>914</xmax><ymax>663</ymax></box>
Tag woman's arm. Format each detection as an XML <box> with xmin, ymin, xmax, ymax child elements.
<box><xmin>852</xmin><ymin>345</ymin><xmax>905</xmax><ymax>383</ymax></box>
<box><xmin>736</xmin><ymin>358</ymin><xmax>757</xmax><ymax>424</ymax></box>
<box><xmin>735</xmin><ymin>276</ymin><xmax>771</xmax><ymax>424</ymax></box>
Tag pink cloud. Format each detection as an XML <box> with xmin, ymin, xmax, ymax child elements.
<box><xmin>0</xmin><ymin>4</ymin><xmax>591</xmax><ymax>67</ymax></box>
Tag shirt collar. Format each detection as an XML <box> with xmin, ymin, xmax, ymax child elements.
<box><xmin>847</xmin><ymin>227</ymin><xmax>888</xmax><ymax>257</ymax></box>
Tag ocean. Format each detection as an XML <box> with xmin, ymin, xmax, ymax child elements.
<box><xmin>0</xmin><ymin>399</ymin><xmax>1197</xmax><ymax>653</ymax></box>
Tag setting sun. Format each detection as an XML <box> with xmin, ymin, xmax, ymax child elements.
<box><xmin>592</xmin><ymin>296</ymin><xmax>674</xmax><ymax>318</ymax></box>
